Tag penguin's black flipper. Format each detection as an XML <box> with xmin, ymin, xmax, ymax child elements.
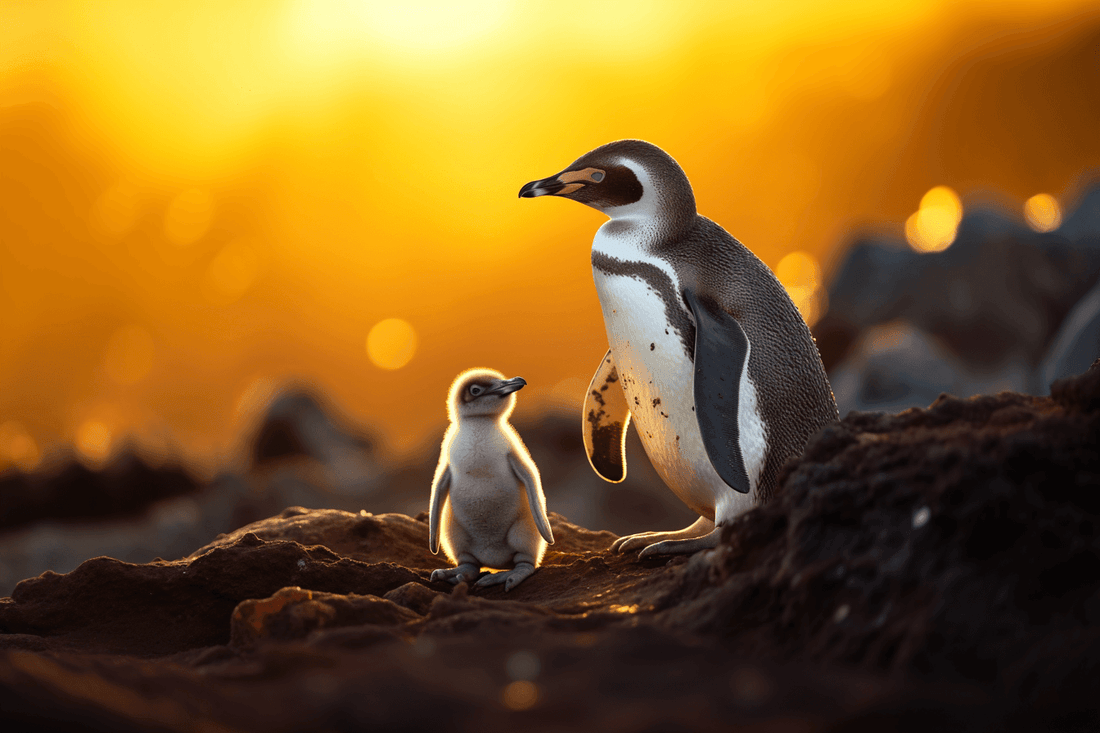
<box><xmin>583</xmin><ymin>349</ymin><xmax>632</xmax><ymax>482</ymax></box>
<box><xmin>682</xmin><ymin>289</ymin><xmax>752</xmax><ymax>495</ymax></box>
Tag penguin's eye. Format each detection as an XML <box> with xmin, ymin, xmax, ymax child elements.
<box><xmin>591</xmin><ymin>171</ymin><xmax>605</xmax><ymax>182</ymax></box>
<box><xmin>469</xmin><ymin>385</ymin><xmax>484</xmax><ymax>397</ymax></box>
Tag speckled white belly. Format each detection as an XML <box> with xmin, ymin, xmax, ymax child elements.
<box><xmin>592</xmin><ymin>267</ymin><xmax>751</xmax><ymax>521</ymax></box>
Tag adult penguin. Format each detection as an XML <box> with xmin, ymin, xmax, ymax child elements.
<box><xmin>520</xmin><ymin>139</ymin><xmax>838</xmax><ymax>557</ymax></box>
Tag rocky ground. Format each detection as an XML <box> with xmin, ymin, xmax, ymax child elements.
<box><xmin>2</xmin><ymin>361</ymin><xmax>1097</xmax><ymax>732</ymax></box>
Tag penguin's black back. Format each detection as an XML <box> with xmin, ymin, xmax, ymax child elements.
<box><xmin>656</xmin><ymin>216</ymin><xmax>839</xmax><ymax>502</ymax></box>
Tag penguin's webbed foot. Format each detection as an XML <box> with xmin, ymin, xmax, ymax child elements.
<box><xmin>637</xmin><ymin>528</ymin><xmax>722</xmax><ymax>558</ymax></box>
<box><xmin>611</xmin><ymin>516</ymin><xmax>717</xmax><ymax>555</ymax></box>
<box><xmin>430</xmin><ymin>562</ymin><xmax>483</xmax><ymax>585</ymax></box>
<box><xmin>473</xmin><ymin>561</ymin><xmax>536</xmax><ymax>592</ymax></box>
<box><xmin>611</xmin><ymin>532</ymin><xmax>662</xmax><ymax>554</ymax></box>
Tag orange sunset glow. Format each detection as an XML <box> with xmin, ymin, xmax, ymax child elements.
<box><xmin>3</xmin><ymin>0</ymin><xmax>1100</xmax><ymax>469</ymax></box>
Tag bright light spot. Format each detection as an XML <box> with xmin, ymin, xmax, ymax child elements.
<box><xmin>776</xmin><ymin>251</ymin><xmax>827</xmax><ymax>326</ymax></box>
<box><xmin>501</xmin><ymin>680</ymin><xmax>538</xmax><ymax>711</ymax></box>
<box><xmin>204</xmin><ymin>239</ymin><xmax>261</xmax><ymax>303</ymax></box>
<box><xmin>776</xmin><ymin>250</ymin><xmax>821</xmax><ymax>288</ymax></box>
<box><xmin>1024</xmin><ymin>193</ymin><xmax>1062</xmax><ymax>232</ymax></box>
<box><xmin>912</xmin><ymin>506</ymin><xmax>931</xmax><ymax>528</ymax></box>
<box><xmin>76</xmin><ymin>420</ymin><xmax>113</xmax><ymax>463</ymax></box>
<box><xmin>505</xmin><ymin>651</ymin><xmax>540</xmax><ymax>682</ymax></box>
<box><xmin>90</xmin><ymin>181</ymin><xmax>142</xmax><ymax>240</ymax></box>
<box><xmin>366</xmin><ymin>318</ymin><xmax>418</xmax><ymax>370</ymax></box>
<box><xmin>0</xmin><ymin>421</ymin><xmax>40</xmax><ymax>471</ymax></box>
<box><xmin>102</xmin><ymin>325</ymin><xmax>155</xmax><ymax>385</ymax></box>
<box><xmin>164</xmin><ymin>188</ymin><xmax>215</xmax><ymax>246</ymax></box>
<box><xmin>833</xmin><ymin>604</ymin><xmax>850</xmax><ymax>623</ymax></box>
<box><xmin>365</xmin><ymin>1</ymin><xmax>510</xmax><ymax>51</ymax></box>
<box><xmin>920</xmin><ymin>185</ymin><xmax>961</xmax><ymax>214</ymax></box>
<box><xmin>293</xmin><ymin>1</ymin><xmax>511</xmax><ymax>54</ymax></box>
<box><xmin>905</xmin><ymin>185</ymin><xmax>962</xmax><ymax>253</ymax></box>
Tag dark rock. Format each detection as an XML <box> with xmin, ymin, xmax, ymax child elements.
<box><xmin>0</xmin><ymin>532</ymin><xmax>426</xmax><ymax>656</ymax></box>
<box><xmin>0</xmin><ymin>473</ymin><xmax>250</xmax><ymax>597</ymax></box>
<box><xmin>1059</xmin><ymin>182</ymin><xmax>1100</xmax><ymax>243</ymax></box>
<box><xmin>252</xmin><ymin>390</ymin><xmax>374</xmax><ymax>465</ymax></box>
<box><xmin>813</xmin><ymin>239</ymin><xmax>923</xmax><ymax>371</ymax></box>
<box><xmin>1051</xmin><ymin>358</ymin><xmax>1100</xmax><ymax>412</ymax></box>
<box><xmin>817</xmin><ymin>189</ymin><xmax>1100</xmax><ymax>386</ymax></box>
<box><xmin>195</xmin><ymin>507</ymin><xmax>449</xmax><ymax>570</ymax></box>
<box><xmin>383</xmin><ymin>581</ymin><xmax>443</xmax><ymax>615</ymax></box>
<box><xmin>229</xmin><ymin>587</ymin><xmax>421</xmax><ymax>647</ymax></box>
<box><xmin>0</xmin><ymin>452</ymin><xmax>199</xmax><ymax>531</ymax></box>
<box><xmin>1038</xmin><ymin>280</ymin><xmax>1100</xmax><ymax>392</ymax></box>
<box><xmin>245</xmin><ymin>389</ymin><xmax>385</xmax><ymax>515</ymax></box>
<box><xmin>829</xmin><ymin>321</ymin><xmax>1030</xmax><ymax>415</ymax></box>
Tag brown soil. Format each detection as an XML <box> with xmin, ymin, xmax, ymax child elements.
<box><xmin>2</xmin><ymin>362</ymin><xmax>1098</xmax><ymax>732</ymax></box>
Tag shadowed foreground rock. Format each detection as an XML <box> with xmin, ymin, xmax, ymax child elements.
<box><xmin>1</xmin><ymin>363</ymin><xmax>1098</xmax><ymax>732</ymax></box>
<box><xmin>662</xmin><ymin>361</ymin><xmax>1100</xmax><ymax>722</ymax></box>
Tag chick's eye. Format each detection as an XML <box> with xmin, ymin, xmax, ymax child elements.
<box><xmin>591</xmin><ymin>170</ymin><xmax>605</xmax><ymax>182</ymax></box>
<box><xmin>469</xmin><ymin>385</ymin><xmax>484</xmax><ymax>396</ymax></box>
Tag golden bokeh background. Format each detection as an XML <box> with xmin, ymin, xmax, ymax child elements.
<box><xmin>3</xmin><ymin>0</ymin><xmax>1099</xmax><ymax>469</ymax></box>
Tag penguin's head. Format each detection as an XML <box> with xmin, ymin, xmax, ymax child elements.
<box><xmin>519</xmin><ymin>139</ymin><xmax>695</xmax><ymax>226</ymax></box>
<box><xmin>448</xmin><ymin>367</ymin><xmax>526</xmax><ymax>421</ymax></box>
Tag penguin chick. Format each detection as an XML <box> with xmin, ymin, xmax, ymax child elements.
<box><xmin>428</xmin><ymin>368</ymin><xmax>554</xmax><ymax>591</ymax></box>
<box><xmin>521</xmin><ymin>140</ymin><xmax>838</xmax><ymax>557</ymax></box>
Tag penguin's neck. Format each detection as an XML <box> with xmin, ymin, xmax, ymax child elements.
<box><xmin>456</xmin><ymin>414</ymin><xmax>508</xmax><ymax>426</ymax></box>
<box><xmin>593</xmin><ymin>209</ymin><xmax>694</xmax><ymax>263</ymax></box>
<box><xmin>595</xmin><ymin>160</ymin><xmax>695</xmax><ymax>252</ymax></box>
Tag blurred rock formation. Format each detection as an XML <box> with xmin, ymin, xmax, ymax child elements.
<box><xmin>817</xmin><ymin>180</ymin><xmax>1100</xmax><ymax>414</ymax></box>
<box><xmin>1038</xmin><ymin>278</ymin><xmax>1100</xmax><ymax>389</ymax></box>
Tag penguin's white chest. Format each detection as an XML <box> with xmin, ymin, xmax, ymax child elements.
<box><xmin>592</xmin><ymin>264</ymin><xmax>745</xmax><ymax>520</ymax></box>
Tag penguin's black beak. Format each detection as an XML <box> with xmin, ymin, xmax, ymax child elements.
<box><xmin>485</xmin><ymin>377</ymin><xmax>527</xmax><ymax>396</ymax></box>
<box><xmin>519</xmin><ymin>177</ymin><xmax>564</xmax><ymax>198</ymax></box>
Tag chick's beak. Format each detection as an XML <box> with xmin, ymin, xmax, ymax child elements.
<box><xmin>486</xmin><ymin>377</ymin><xmax>527</xmax><ymax>396</ymax></box>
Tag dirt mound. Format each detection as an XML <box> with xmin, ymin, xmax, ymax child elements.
<box><xmin>1</xmin><ymin>363</ymin><xmax>1098</xmax><ymax>731</ymax></box>
<box><xmin>660</xmin><ymin>359</ymin><xmax>1100</xmax><ymax>728</ymax></box>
